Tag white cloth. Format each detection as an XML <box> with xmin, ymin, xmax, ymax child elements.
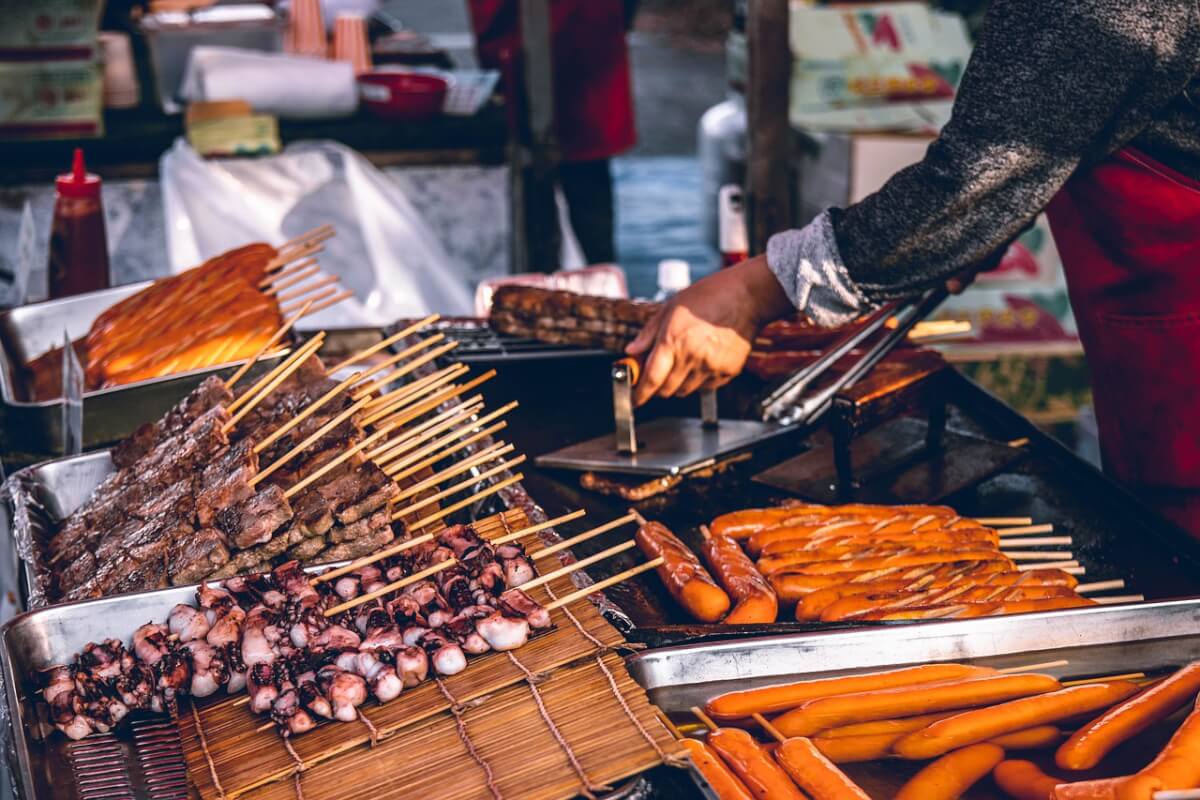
<box><xmin>180</xmin><ymin>46</ymin><xmax>358</xmax><ymax>119</ymax></box>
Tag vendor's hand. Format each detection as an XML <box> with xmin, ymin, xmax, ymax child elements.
<box><xmin>626</xmin><ymin>254</ymin><xmax>793</xmax><ymax>406</ymax></box>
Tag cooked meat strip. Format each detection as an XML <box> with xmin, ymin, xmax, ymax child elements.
<box><xmin>112</xmin><ymin>376</ymin><xmax>234</xmax><ymax>468</ymax></box>
<box><xmin>195</xmin><ymin>440</ymin><xmax>259</xmax><ymax>526</ymax></box>
<box><xmin>328</xmin><ymin>509</ymin><xmax>390</xmax><ymax>544</ymax></box>
<box><xmin>169</xmin><ymin>528</ymin><xmax>231</xmax><ymax>586</ymax></box>
<box><xmin>288</xmin><ymin>535</ymin><xmax>329</xmax><ymax>561</ymax></box>
<box><xmin>216</xmin><ymin>485</ymin><xmax>294</xmax><ymax>550</ymax></box>
<box><xmin>334</xmin><ymin>463</ymin><xmax>399</xmax><ymax>524</ymax></box>
<box><xmin>312</xmin><ymin>524</ymin><xmax>394</xmax><ymax>563</ymax></box>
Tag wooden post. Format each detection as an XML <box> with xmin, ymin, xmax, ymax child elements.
<box><xmin>515</xmin><ymin>0</ymin><xmax>561</xmax><ymax>273</ymax></box>
<box><xmin>745</xmin><ymin>0</ymin><xmax>793</xmax><ymax>255</ymax></box>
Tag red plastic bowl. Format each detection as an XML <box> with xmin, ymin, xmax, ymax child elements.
<box><xmin>358</xmin><ymin>71</ymin><xmax>449</xmax><ymax>122</ymax></box>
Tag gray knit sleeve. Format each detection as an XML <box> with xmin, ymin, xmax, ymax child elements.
<box><xmin>765</xmin><ymin>211</ymin><xmax>870</xmax><ymax>327</ymax></box>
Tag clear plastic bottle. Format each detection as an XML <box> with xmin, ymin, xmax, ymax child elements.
<box><xmin>48</xmin><ymin>148</ymin><xmax>110</xmax><ymax>299</ymax></box>
<box><xmin>655</xmin><ymin>258</ymin><xmax>692</xmax><ymax>301</ymax></box>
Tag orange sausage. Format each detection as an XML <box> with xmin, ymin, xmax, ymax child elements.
<box><xmin>759</xmin><ymin>528</ymin><xmax>1000</xmax><ymax>557</ymax></box>
<box><xmin>699</xmin><ymin>532</ymin><xmax>779</xmax><ymax>624</ymax></box>
<box><xmin>758</xmin><ymin>540</ymin><xmax>985</xmax><ymax>570</ymax></box>
<box><xmin>993</xmin><ymin>759</ymin><xmax>1062</xmax><ymax>800</ymax></box>
<box><xmin>991</xmin><ymin>725</ymin><xmax>1063</xmax><ymax>750</ymax></box>
<box><xmin>774</xmin><ymin>737</ymin><xmax>871</xmax><ymax>800</ymax></box>
<box><xmin>760</xmin><ymin>550</ymin><xmax>1013</xmax><ymax>577</ymax></box>
<box><xmin>812</xmin><ymin>732</ymin><xmax>899</xmax><ymax>763</ymax></box>
<box><xmin>712</xmin><ymin>504</ymin><xmax>958</xmax><ymax>540</ymax></box>
<box><xmin>770</xmin><ymin>561</ymin><xmax>1013</xmax><ymax>602</ymax></box>
<box><xmin>679</xmin><ymin>738</ymin><xmax>755</xmax><ymax>800</ymax></box>
<box><xmin>773</xmin><ymin>673</ymin><xmax>1062</xmax><ymax>737</ymax></box>
<box><xmin>818</xmin><ymin>712</ymin><xmax>957</xmax><ymax>739</ymax></box>
<box><xmin>819</xmin><ymin>586</ymin><xmax>1080</xmax><ymax>622</ymax></box>
<box><xmin>635</xmin><ymin>521</ymin><xmax>731</xmax><ymax>623</ymax></box>
<box><xmin>893</xmin><ymin>743</ymin><xmax>1006</xmax><ymax>800</ymax></box>
<box><xmin>1058</xmin><ymin>662</ymin><xmax>1200</xmax><ymax>771</ymax></box>
<box><xmin>1135</xmin><ymin>706</ymin><xmax>1200</xmax><ymax>788</ymax></box>
<box><xmin>894</xmin><ymin>682</ymin><xmax>1142</xmax><ymax>760</ymax></box>
<box><xmin>706</xmin><ymin>728</ymin><xmax>807</xmax><ymax>800</ymax></box>
<box><xmin>1053</xmin><ymin>778</ymin><xmax>1129</xmax><ymax>800</ymax></box>
<box><xmin>860</xmin><ymin>596</ymin><xmax>1096</xmax><ymax>621</ymax></box>
<box><xmin>705</xmin><ymin>663</ymin><xmax>996</xmax><ymax>722</ymax></box>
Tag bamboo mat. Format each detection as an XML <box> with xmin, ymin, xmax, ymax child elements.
<box><xmin>177</xmin><ymin>508</ymin><xmax>683</xmax><ymax>800</ymax></box>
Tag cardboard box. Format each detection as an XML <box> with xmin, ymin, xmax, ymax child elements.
<box><xmin>0</xmin><ymin>0</ymin><xmax>102</xmax><ymax>57</ymax></box>
<box><xmin>0</xmin><ymin>59</ymin><xmax>103</xmax><ymax>140</ymax></box>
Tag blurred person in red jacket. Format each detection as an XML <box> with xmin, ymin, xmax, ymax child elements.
<box><xmin>468</xmin><ymin>0</ymin><xmax>637</xmax><ymax>269</ymax></box>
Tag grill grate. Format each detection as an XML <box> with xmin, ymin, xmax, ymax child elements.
<box><xmin>433</xmin><ymin>324</ymin><xmax>608</xmax><ymax>361</ymax></box>
<box><xmin>130</xmin><ymin>718</ymin><xmax>189</xmax><ymax>800</ymax></box>
<box><xmin>66</xmin><ymin>735</ymin><xmax>134</xmax><ymax>800</ymax></box>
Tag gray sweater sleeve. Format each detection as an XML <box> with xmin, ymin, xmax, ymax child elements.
<box><xmin>767</xmin><ymin>0</ymin><xmax>1200</xmax><ymax>319</ymax></box>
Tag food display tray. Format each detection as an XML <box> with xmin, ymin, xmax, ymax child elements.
<box><xmin>627</xmin><ymin>599</ymin><xmax>1200</xmax><ymax>799</ymax></box>
<box><xmin>0</xmin><ymin>283</ymin><xmax>288</xmax><ymax>458</ymax></box>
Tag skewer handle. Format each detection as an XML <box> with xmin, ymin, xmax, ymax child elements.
<box><xmin>544</xmin><ymin>556</ymin><xmax>664</xmax><ymax>611</ymax></box>
<box><xmin>489</xmin><ymin>509</ymin><xmax>587</xmax><ymax>547</ymax></box>
<box><xmin>324</xmin><ymin>558</ymin><xmax>458</xmax><ymax>616</ymax></box>
<box><xmin>529</xmin><ymin>512</ymin><xmax>638</xmax><ymax>559</ymax></box>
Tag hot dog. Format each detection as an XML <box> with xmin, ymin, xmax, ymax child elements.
<box><xmin>773</xmin><ymin>673</ymin><xmax>1062</xmax><ymax>737</ymax></box>
<box><xmin>705</xmin><ymin>663</ymin><xmax>996</xmax><ymax>722</ymax></box>
<box><xmin>706</xmin><ymin>728</ymin><xmax>807</xmax><ymax>800</ymax></box>
<box><xmin>711</xmin><ymin>504</ymin><xmax>957</xmax><ymax>540</ymax></box>
<box><xmin>1133</xmin><ymin>706</ymin><xmax>1200</xmax><ymax>788</ymax></box>
<box><xmin>811</xmin><ymin>732</ymin><xmax>899</xmax><ymax>763</ymax></box>
<box><xmin>759</xmin><ymin>549</ymin><xmax>1013</xmax><ymax>577</ymax></box>
<box><xmin>679</xmin><ymin>738</ymin><xmax>755</xmax><ymax>800</ymax></box>
<box><xmin>893</xmin><ymin>681</ymin><xmax>1141</xmax><ymax>760</ymax></box>
<box><xmin>991</xmin><ymin>725</ymin><xmax>1063</xmax><ymax>749</ymax></box>
<box><xmin>893</xmin><ymin>742</ymin><xmax>1006</xmax><ymax>800</ymax></box>
<box><xmin>745</xmin><ymin>515</ymin><xmax>978</xmax><ymax>556</ymax></box>
<box><xmin>771</xmin><ymin>561</ymin><xmax>1014</xmax><ymax>602</ymax></box>
<box><xmin>993</xmin><ymin>759</ymin><xmax>1063</xmax><ymax>800</ymax></box>
<box><xmin>1053</xmin><ymin>778</ymin><xmax>1130</xmax><ymax>800</ymax></box>
<box><xmin>819</xmin><ymin>585</ymin><xmax>1079</xmax><ymax>622</ymax></box>
<box><xmin>1057</xmin><ymin>662</ymin><xmax>1200</xmax><ymax>771</ymax></box>
<box><xmin>817</xmin><ymin>711</ymin><xmax>957</xmax><ymax>738</ymax></box>
<box><xmin>635</xmin><ymin>521</ymin><xmax>731</xmax><ymax>623</ymax></box>
<box><xmin>699</xmin><ymin>530</ymin><xmax>779</xmax><ymax>624</ymax></box>
<box><xmin>859</xmin><ymin>596</ymin><xmax>1095</xmax><ymax>621</ymax></box>
<box><xmin>758</xmin><ymin>528</ymin><xmax>1000</xmax><ymax>557</ymax></box>
<box><xmin>773</xmin><ymin>737</ymin><xmax>872</xmax><ymax>800</ymax></box>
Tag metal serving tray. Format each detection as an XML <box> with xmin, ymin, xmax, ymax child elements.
<box><xmin>0</xmin><ymin>283</ymin><xmax>286</xmax><ymax>457</ymax></box>
<box><xmin>628</xmin><ymin>599</ymin><xmax>1200</xmax><ymax>799</ymax></box>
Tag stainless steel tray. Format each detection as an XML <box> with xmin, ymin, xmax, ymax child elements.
<box><xmin>0</xmin><ymin>283</ymin><xmax>286</xmax><ymax>456</ymax></box>
<box><xmin>628</xmin><ymin>600</ymin><xmax>1200</xmax><ymax>799</ymax></box>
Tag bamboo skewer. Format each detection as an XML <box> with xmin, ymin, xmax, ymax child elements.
<box><xmin>975</xmin><ymin>517</ymin><xmax>1034</xmax><ymax>527</ymax></box>
<box><xmin>275</xmin><ymin>274</ymin><xmax>340</xmax><ymax>304</ymax></box>
<box><xmin>752</xmin><ymin>713</ymin><xmax>787</xmax><ymax>744</ymax></box>
<box><xmin>691</xmin><ymin>707</ymin><xmax>719</xmax><ymax>732</ymax></box>
<box><xmin>999</xmin><ymin>536</ymin><xmax>1073</xmax><ymax>547</ymax></box>
<box><xmin>289</xmin><ymin>288</ymin><xmax>353</xmax><ymax>316</ymax></box>
<box><xmin>390</xmin><ymin>456</ymin><xmax>526</xmax><ymax>522</ymax></box>
<box><xmin>266</xmin><ymin>240</ymin><xmax>324</xmax><ymax>272</ymax></box>
<box><xmin>1092</xmin><ymin>595</ymin><xmax>1146</xmax><ymax>605</ymax></box>
<box><xmin>313</xmin><ymin>532</ymin><xmax>440</xmax><ymax>584</ymax></box>
<box><xmin>226</xmin><ymin>331</ymin><xmax>324</xmax><ymax>415</ymax></box>
<box><xmin>1003</xmin><ymin>551</ymin><xmax>1073</xmax><ymax>561</ymax></box>
<box><xmin>278</xmin><ymin>223</ymin><xmax>334</xmax><ymax>254</ymax></box>
<box><xmin>324</xmin><ymin>559</ymin><xmax>459</xmax><ymax>617</ymax></box>
<box><xmin>372</xmin><ymin>373</ymin><xmax>500</xmax><ymax>437</ymax></box>
<box><xmin>528</xmin><ymin>513</ymin><xmax>638</xmax><ymax>559</ymax></box>
<box><xmin>328</xmin><ymin>315</ymin><xmax>441</xmax><ymax>373</ymax></box>
<box><xmin>224</xmin><ymin>300</ymin><xmax>314</xmax><ymax>389</ymax></box>
<box><xmin>282</xmin><ymin>417</ymin><xmax>406</xmax><ymax>500</ymax></box>
<box><xmin>544</xmin><ymin>557</ymin><xmax>664</xmax><ymax>611</ymax></box>
<box><xmin>361</xmin><ymin>365</ymin><xmax>470</xmax><ymax>425</ymax></box>
<box><xmin>386</xmin><ymin>422</ymin><xmax>508</xmax><ymax>484</ymax></box>
<box><xmin>250</xmin><ymin>396</ymin><xmax>372</xmax><ymax>487</ymax></box>
<box><xmin>997</xmin><ymin>660</ymin><xmax>1070</xmax><ymax>674</ymax></box>
<box><xmin>348</xmin><ymin>339</ymin><xmax>456</xmax><ymax>400</ymax></box>
<box><xmin>368</xmin><ymin>399</ymin><xmax>484</xmax><ymax>464</ymax></box>
<box><xmin>1062</xmin><ymin>672</ymin><xmax>1147</xmax><ymax>687</ymax></box>
<box><xmin>261</xmin><ymin>261</ymin><xmax>319</xmax><ymax>293</ymax></box>
<box><xmin>489</xmin><ymin>509</ymin><xmax>588</xmax><ymax>547</ymax></box>
<box><xmin>221</xmin><ymin>335</ymin><xmax>326</xmax><ymax>433</ymax></box>
<box><xmin>517</xmin><ymin>540</ymin><xmax>638</xmax><ymax>593</ymax></box>
<box><xmin>393</xmin><ymin>442</ymin><xmax>514</xmax><ymax>502</ymax></box>
<box><xmin>1075</xmin><ymin>579</ymin><xmax>1126</xmax><ymax>594</ymax></box>
<box><xmin>654</xmin><ymin>708</ymin><xmax>684</xmax><ymax>741</ymax></box>
<box><xmin>282</xmin><ymin>284</ymin><xmax>338</xmax><ymax>311</ymax></box>
<box><xmin>1019</xmin><ymin>561</ymin><xmax>1083</xmax><ymax>573</ymax></box>
<box><xmin>379</xmin><ymin>400</ymin><xmax>515</xmax><ymax>470</ymax></box>
<box><xmin>405</xmin><ymin>474</ymin><xmax>524</xmax><ymax>533</ymax></box>
<box><xmin>997</xmin><ymin>524</ymin><xmax>1055</xmax><ymax>537</ymax></box>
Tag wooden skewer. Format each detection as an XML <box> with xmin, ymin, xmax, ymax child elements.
<box><xmin>262</xmin><ymin>260</ymin><xmax>319</xmax><ymax>293</ymax></box>
<box><xmin>654</xmin><ymin>708</ymin><xmax>684</xmax><ymax>740</ymax></box>
<box><xmin>1018</xmin><ymin>561</ymin><xmax>1082</xmax><ymax>573</ymax></box>
<box><xmin>324</xmin><ymin>559</ymin><xmax>459</xmax><ymax>617</ymax></box>
<box><xmin>250</xmin><ymin>395</ymin><xmax>372</xmax><ymax>487</ymax></box>
<box><xmin>224</xmin><ymin>300</ymin><xmax>313</xmax><ymax>389</ymax></box>
<box><xmin>328</xmin><ymin>314</ymin><xmax>442</xmax><ymax>373</ymax></box>
<box><xmin>1075</xmin><ymin>579</ymin><xmax>1126</xmax><ymax>594</ymax></box>
<box><xmin>278</xmin><ymin>223</ymin><xmax>334</xmax><ymax>253</ymax></box>
<box><xmin>281</xmin><ymin>283</ymin><xmax>338</xmax><ymax>311</ymax></box>
<box><xmin>517</xmin><ymin>540</ymin><xmax>638</xmax><ymax>593</ymax></box>
<box><xmin>489</xmin><ymin>509</ymin><xmax>587</xmax><ymax>547</ymax></box>
<box><xmin>529</xmin><ymin>513</ymin><xmax>638</xmax><ymax>559</ymax></box>
<box><xmin>975</xmin><ymin>517</ymin><xmax>1034</xmax><ymax>527</ymax></box>
<box><xmin>372</xmin><ymin>373</ymin><xmax>500</xmax><ymax>444</ymax></box>
<box><xmin>313</xmin><ymin>532</ymin><xmax>438</xmax><ymax>584</ymax></box>
<box><xmin>1155</xmin><ymin>791</ymin><xmax>1200</xmax><ymax>800</ymax></box>
<box><xmin>390</xmin><ymin>456</ymin><xmax>526</xmax><ymax>521</ymax></box>
<box><xmin>287</xmin><ymin>288</ymin><xmax>353</xmax><ymax>316</ymax></box>
<box><xmin>997</xmin><ymin>524</ymin><xmax>1055</xmax><ymax>537</ymax></box>
<box><xmin>362</xmin><ymin>365</ymin><xmax>469</xmax><ymax>425</ymax></box>
<box><xmin>386</xmin><ymin>422</ymin><xmax>508</xmax><ymax>484</ymax></box>
<box><xmin>369</xmin><ymin>398</ymin><xmax>484</xmax><ymax>464</ymax></box>
<box><xmin>345</xmin><ymin>337</ymin><xmax>453</xmax><ymax>399</ymax></box>
<box><xmin>351</xmin><ymin>341</ymin><xmax>466</xmax><ymax>400</ymax></box>
<box><xmin>996</xmin><ymin>660</ymin><xmax>1070</xmax><ymax>674</ymax></box>
<box><xmin>405</xmin><ymin>473</ymin><xmax>524</xmax><ymax>533</ymax></box>
<box><xmin>221</xmin><ymin>335</ymin><xmax>326</xmax><ymax>432</ymax></box>
<box><xmin>226</xmin><ymin>330</ymin><xmax>322</xmax><ymax>414</ymax></box>
<box><xmin>393</xmin><ymin>442</ymin><xmax>513</xmax><ymax>502</ymax></box>
<box><xmin>1092</xmin><ymin>595</ymin><xmax>1146</xmax><ymax>605</ymax></box>
<box><xmin>275</xmin><ymin>274</ymin><xmax>340</xmax><ymax>304</ymax></box>
<box><xmin>267</xmin><ymin>240</ymin><xmax>324</xmax><ymax>272</ymax></box>
<box><xmin>544</xmin><ymin>557</ymin><xmax>664</xmax><ymax>611</ymax></box>
<box><xmin>283</xmin><ymin>417</ymin><xmax>406</xmax><ymax>500</ymax></box>
<box><xmin>691</xmin><ymin>706</ymin><xmax>719</xmax><ymax>733</ymax></box>
<box><xmin>380</xmin><ymin>399</ymin><xmax>515</xmax><ymax>469</ymax></box>
<box><xmin>1062</xmin><ymin>672</ymin><xmax>1147</xmax><ymax>687</ymax></box>
<box><xmin>751</xmin><ymin>713</ymin><xmax>787</xmax><ymax>744</ymax></box>
<box><xmin>253</xmin><ymin>366</ymin><xmax>370</xmax><ymax>455</ymax></box>
<box><xmin>1003</xmin><ymin>550</ymin><xmax>1073</xmax><ymax>561</ymax></box>
<box><xmin>999</xmin><ymin>536</ymin><xmax>1073</xmax><ymax>547</ymax></box>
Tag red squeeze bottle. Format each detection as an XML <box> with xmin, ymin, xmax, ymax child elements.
<box><xmin>48</xmin><ymin>148</ymin><xmax>111</xmax><ymax>299</ymax></box>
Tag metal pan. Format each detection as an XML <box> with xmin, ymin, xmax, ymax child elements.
<box><xmin>0</xmin><ymin>283</ymin><xmax>289</xmax><ymax>457</ymax></box>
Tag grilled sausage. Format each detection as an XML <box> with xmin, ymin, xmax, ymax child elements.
<box><xmin>993</xmin><ymin>759</ymin><xmax>1062</xmax><ymax>800</ymax></box>
<box><xmin>893</xmin><ymin>743</ymin><xmax>1006</xmax><ymax>800</ymax></box>
<box><xmin>1133</xmin><ymin>706</ymin><xmax>1200</xmax><ymax>788</ymax></box>
<box><xmin>699</xmin><ymin>530</ymin><xmax>778</xmax><ymax>624</ymax></box>
<box><xmin>679</xmin><ymin>738</ymin><xmax>755</xmax><ymax>800</ymax></box>
<box><xmin>860</xmin><ymin>596</ymin><xmax>1096</xmax><ymax>621</ymax></box>
<box><xmin>635</xmin><ymin>521</ymin><xmax>730</xmax><ymax>623</ymax></box>
<box><xmin>819</xmin><ymin>585</ymin><xmax>1079</xmax><ymax>622</ymax></box>
<box><xmin>772</xmin><ymin>560</ymin><xmax>1014</xmax><ymax>604</ymax></box>
<box><xmin>706</xmin><ymin>728</ymin><xmax>807</xmax><ymax>800</ymax></box>
<box><xmin>759</xmin><ymin>549</ymin><xmax>1013</xmax><ymax>577</ymax></box>
<box><xmin>773</xmin><ymin>737</ymin><xmax>872</xmax><ymax>800</ymax></box>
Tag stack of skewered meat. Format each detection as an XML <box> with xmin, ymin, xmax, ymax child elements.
<box><xmin>39</xmin><ymin>522</ymin><xmax>551</xmax><ymax>741</ymax></box>
<box><xmin>681</xmin><ymin>659</ymin><xmax>1200</xmax><ymax>799</ymax></box>
<box><xmin>25</xmin><ymin>225</ymin><xmax>345</xmax><ymax>398</ymax></box>
<box><xmin>43</xmin><ymin>318</ymin><xmax>503</xmax><ymax>602</ymax></box>
<box><xmin>488</xmin><ymin>286</ymin><xmax>658</xmax><ymax>353</ymax></box>
<box><xmin>635</xmin><ymin>503</ymin><xmax>1136</xmax><ymax>625</ymax></box>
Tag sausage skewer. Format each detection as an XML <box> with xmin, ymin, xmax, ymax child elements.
<box><xmin>752</xmin><ymin>713</ymin><xmax>872</xmax><ymax>800</ymax></box>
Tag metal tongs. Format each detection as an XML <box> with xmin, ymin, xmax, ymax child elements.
<box><xmin>759</xmin><ymin>286</ymin><xmax>950</xmax><ymax>426</ymax></box>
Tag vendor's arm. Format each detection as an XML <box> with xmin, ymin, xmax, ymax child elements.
<box><xmin>631</xmin><ymin>0</ymin><xmax>1200</xmax><ymax>404</ymax></box>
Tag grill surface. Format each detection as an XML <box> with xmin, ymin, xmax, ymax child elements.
<box><xmin>56</xmin><ymin>716</ymin><xmax>188</xmax><ymax>800</ymax></box>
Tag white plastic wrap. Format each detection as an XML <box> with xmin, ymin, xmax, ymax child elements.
<box><xmin>160</xmin><ymin>139</ymin><xmax>475</xmax><ymax>327</ymax></box>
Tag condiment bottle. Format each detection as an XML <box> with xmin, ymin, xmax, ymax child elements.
<box><xmin>48</xmin><ymin>148</ymin><xmax>110</xmax><ymax>299</ymax></box>
<box><xmin>718</xmin><ymin>184</ymin><xmax>748</xmax><ymax>268</ymax></box>
<box><xmin>655</xmin><ymin>259</ymin><xmax>692</xmax><ymax>301</ymax></box>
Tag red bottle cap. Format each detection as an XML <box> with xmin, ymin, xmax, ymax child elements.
<box><xmin>55</xmin><ymin>148</ymin><xmax>101</xmax><ymax>199</ymax></box>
